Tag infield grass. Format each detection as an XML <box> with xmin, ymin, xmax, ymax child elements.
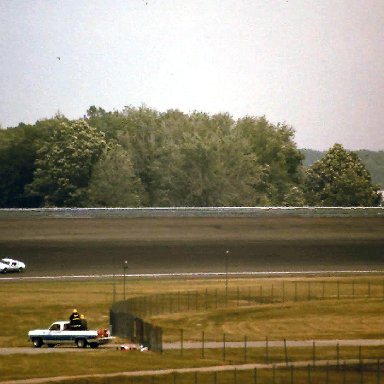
<box><xmin>0</xmin><ymin>276</ymin><xmax>384</xmax><ymax>382</ymax></box>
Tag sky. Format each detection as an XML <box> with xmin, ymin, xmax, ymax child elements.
<box><xmin>1</xmin><ymin>0</ymin><xmax>383</xmax><ymax>151</ymax></box>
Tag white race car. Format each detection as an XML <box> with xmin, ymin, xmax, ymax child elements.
<box><xmin>0</xmin><ymin>258</ymin><xmax>26</xmax><ymax>273</ymax></box>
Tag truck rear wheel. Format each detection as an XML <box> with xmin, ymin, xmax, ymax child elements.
<box><xmin>32</xmin><ymin>338</ymin><xmax>43</xmax><ymax>348</ymax></box>
<box><xmin>76</xmin><ymin>338</ymin><xmax>87</xmax><ymax>348</ymax></box>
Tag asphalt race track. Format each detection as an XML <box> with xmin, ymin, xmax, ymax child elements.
<box><xmin>1</xmin><ymin>208</ymin><xmax>383</xmax><ymax>277</ymax></box>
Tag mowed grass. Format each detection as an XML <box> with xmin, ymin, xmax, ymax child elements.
<box><xmin>1</xmin><ymin>277</ymin><xmax>384</xmax><ymax>347</ymax></box>
<box><xmin>0</xmin><ymin>276</ymin><xmax>384</xmax><ymax>382</ymax></box>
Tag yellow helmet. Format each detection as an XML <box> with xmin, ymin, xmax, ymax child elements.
<box><xmin>73</xmin><ymin>309</ymin><xmax>78</xmax><ymax>313</ymax></box>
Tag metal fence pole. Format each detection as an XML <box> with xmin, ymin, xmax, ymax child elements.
<box><xmin>244</xmin><ymin>335</ymin><xmax>247</xmax><ymax>363</ymax></box>
<box><xmin>201</xmin><ymin>331</ymin><xmax>205</xmax><ymax>359</ymax></box>
<box><xmin>223</xmin><ymin>333</ymin><xmax>226</xmax><ymax>361</ymax></box>
<box><xmin>312</xmin><ymin>341</ymin><xmax>316</xmax><ymax>366</ymax></box>
<box><xmin>284</xmin><ymin>339</ymin><xmax>288</xmax><ymax>365</ymax></box>
<box><xmin>180</xmin><ymin>328</ymin><xmax>183</xmax><ymax>356</ymax></box>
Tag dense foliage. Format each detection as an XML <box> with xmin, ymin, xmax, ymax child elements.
<box><xmin>304</xmin><ymin>144</ymin><xmax>381</xmax><ymax>207</ymax></box>
<box><xmin>302</xmin><ymin>148</ymin><xmax>384</xmax><ymax>188</ymax></box>
<box><xmin>0</xmin><ymin>106</ymin><xmax>381</xmax><ymax>207</ymax></box>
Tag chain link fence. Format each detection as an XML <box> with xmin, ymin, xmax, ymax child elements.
<box><xmin>109</xmin><ymin>301</ymin><xmax>163</xmax><ymax>352</ymax></box>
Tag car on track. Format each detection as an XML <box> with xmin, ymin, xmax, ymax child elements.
<box><xmin>0</xmin><ymin>258</ymin><xmax>26</xmax><ymax>273</ymax></box>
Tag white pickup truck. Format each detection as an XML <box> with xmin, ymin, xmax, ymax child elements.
<box><xmin>28</xmin><ymin>321</ymin><xmax>112</xmax><ymax>348</ymax></box>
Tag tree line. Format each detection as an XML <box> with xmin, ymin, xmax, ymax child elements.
<box><xmin>0</xmin><ymin>106</ymin><xmax>381</xmax><ymax>208</ymax></box>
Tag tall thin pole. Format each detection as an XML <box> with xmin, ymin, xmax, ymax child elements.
<box><xmin>123</xmin><ymin>260</ymin><xmax>128</xmax><ymax>301</ymax></box>
<box><xmin>225</xmin><ymin>250</ymin><xmax>229</xmax><ymax>298</ymax></box>
<box><xmin>112</xmin><ymin>273</ymin><xmax>116</xmax><ymax>303</ymax></box>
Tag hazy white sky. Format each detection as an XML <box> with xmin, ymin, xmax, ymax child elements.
<box><xmin>1</xmin><ymin>0</ymin><xmax>383</xmax><ymax>150</ymax></box>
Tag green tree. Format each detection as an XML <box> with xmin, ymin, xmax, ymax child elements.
<box><xmin>304</xmin><ymin>144</ymin><xmax>381</xmax><ymax>206</ymax></box>
<box><xmin>27</xmin><ymin>120</ymin><xmax>107</xmax><ymax>207</ymax></box>
<box><xmin>117</xmin><ymin>106</ymin><xmax>164</xmax><ymax>206</ymax></box>
<box><xmin>161</xmin><ymin>113</ymin><xmax>266</xmax><ymax>206</ymax></box>
<box><xmin>235</xmin><ymin>116</ymin><xmax>305</xmax><ymax>205</ymax></box>
<box><xmin>86</xmin><ymin>144</ymin><xmax>143</xmax><ymax>207</ymax></box>
<box><xmin>0</xmin><ymin>118</ymin><xmax>63</xmax><ymax>207</ymax></box>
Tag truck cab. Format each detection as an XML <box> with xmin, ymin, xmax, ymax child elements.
<box><xmin>28</xmin><ymin>321</ymin><xmax>111</xmax><ymax>348</ymax></box>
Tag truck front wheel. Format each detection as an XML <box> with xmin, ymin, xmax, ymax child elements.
<box><xmin>32</xmin><ymin>338</ymin><xmax>43</xmax><ymax>348</ymax></box>
<box><xmin>76</xmin><ymin>338</ymin><xmax>87</xmax><ymax>348</ymax></box>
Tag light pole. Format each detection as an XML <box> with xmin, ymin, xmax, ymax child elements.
<box><xmin>225</xmin><ymin>250</ymin><xmax>229</xmax><ymax>298</ymax></box>
<box><xmin>123</xmin><ymin>260</ymin><xmax>128</xmax><ymax>301</ymax></box>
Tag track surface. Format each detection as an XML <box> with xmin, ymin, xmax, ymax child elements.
<box><xmin>1</xmin><ymin>215</ymin><xmax>384</xmax><ymax>276</ymax></box>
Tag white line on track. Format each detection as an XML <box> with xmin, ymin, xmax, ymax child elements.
<box><xmin>1</xmin><ymin>270</ymin><xmax>383</xmax><ymax>281</ymax></box>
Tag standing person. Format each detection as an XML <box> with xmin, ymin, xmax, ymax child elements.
<box><xmin>69</xmin><ymin>309</ymin><xmax>81</xmax><ymax>329</ymax></box>
<box><xmin>80</xmin><ymin>314</ymin><xmax>88</xmax><ymax>330</ymax></box>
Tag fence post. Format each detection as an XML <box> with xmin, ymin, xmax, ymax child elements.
<box><xmin>343</xmin><ymin>361</ymin><xmax>347</xmax><ymax>384</ymax></box>
<box><xmin>215</xmin><ymin>288</ymin><xmax>218</xmax><ymax>309</ymax></box>
<box><xmin>194</xmin><ymin>371</ymin><xmax>198</xmax><ymax>384</ymax></box>
<box><xmin>312</xmin><ymin>340</ymin><xmax>316</xmax><ymax>366</ymax></box>
<box><xmin>336</xmin><ymin>343</ymin><xmax>340</xmax><ymax>368</ymax></box>
<box><xmin>201</xmin><ymin>331</ymin><xmax>205</xmax><ymax>359</ymax></box>
<box><xmin>265</xmin><ymin>336</ymin><xmax>269</xmax><ymax>364</ymax></box>
<box><xmin>360</xmin><ymin>363</ymin><xmax>364</xmax><ymax>384</ymax></box>
<box><xmin>359</xmin><ymin>345</ymin><xmax>362</xmax><ymax>366</ymax></box>
<box><xmin>180</xmin><ymin>329</ymin><xmax>183</xmax><ymax>356</ymax></box>
<box><xmin>223</xmin><ymin>333</ymin><xmax>226</xmax><ymax>361</ymax></box>
<box><xmin>244</xmin><ymin>335</ymin><xmax>247</xmax><ymax>363</ymax></box>
<box><xmin>284</xmin><ymin>338</ymin><xmax>288</xmax><ymax>365</ymax></box>
<box><xmin>377</xmin><ymin>359</ymin><xmax>380</xmax><ymax>384</ymax></box>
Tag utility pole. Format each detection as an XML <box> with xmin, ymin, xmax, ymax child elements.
<box><xmin>225</xmin><ymin>250</ymin><xmax>230</xmax><ymax>298</ymax></box>
<box><xmin>123</xmin><ymin>260</ymin><xmax>128</xmax><ymax>301</ymax></box>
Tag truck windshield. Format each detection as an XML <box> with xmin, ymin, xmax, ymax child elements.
<box><xmin>49</xmin><ymin>324</ymin><xmax>61</xmax><ymax>331</ymax></box>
